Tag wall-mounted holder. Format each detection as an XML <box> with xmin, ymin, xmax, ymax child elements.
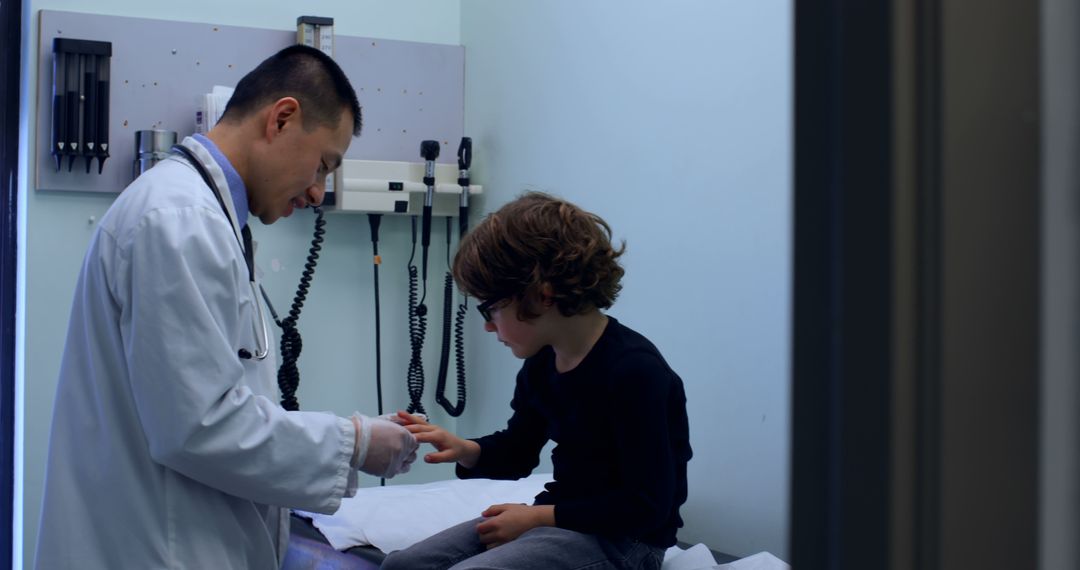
<box><xmin>51</xmin><ymin>37</ymin><xmax>112</xmax><ymax>174</ymax></box>
<box><xmin>132</xmin><ymin>129</ymin><xmax>176</xmax><ymax>179</ymax></box>
<box><xmin>334</xmin><ymin>159</ymin><xmax>482</xmax><ymax>215</ymax></box>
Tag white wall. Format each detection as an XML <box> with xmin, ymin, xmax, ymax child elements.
<box><xmin>459</xmin><ymin>0</ymin><xmax>792</xmax><ymax>559</ymax></box>
<box><xmin>17</xmin><ymin>2</ymin><xmax>461</xmax><ymax>568</ymax></box>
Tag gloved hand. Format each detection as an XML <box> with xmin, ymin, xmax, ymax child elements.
<box><xmin>352</xmin><ymin>413</ymin><xmax>419</xmax><ymax>478</ymax></box>
<box><xmin>378</xmin><ymin>411</ymin><xmax>427</xmax><ymax>426</ymax></box>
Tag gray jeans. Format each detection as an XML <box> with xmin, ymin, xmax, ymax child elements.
<box><xmin>380</xmin><ymin>516</ymin><xmax>665</xmax><ymax>570</ymax></box>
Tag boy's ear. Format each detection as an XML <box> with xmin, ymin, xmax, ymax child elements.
<box><xmin>539</xmin><ymin>283</ymin><xmax>555</xmax><ymax>306</ymax></box>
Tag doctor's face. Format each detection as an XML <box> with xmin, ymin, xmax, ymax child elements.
<box><xmin>251</xmin><ymin>107</ymin><xmax>354</xmax><ymax>224</ymax></box>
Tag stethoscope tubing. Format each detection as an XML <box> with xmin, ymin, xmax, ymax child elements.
<box><xmin>171</xmin><ymin>142</ymin><xmax>271</xmax><ymax>361</ymax></box>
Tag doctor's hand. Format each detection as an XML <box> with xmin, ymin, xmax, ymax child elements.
<box><xmin>476</xmin><ymin>504</ymin><xmax>555</xmax><ymax>549</ymax></box>
<box><xmin>396</xmin><ymin>411</ymin><xmax>481</xmax><ymax>469</ymax></box>
<box><xmin>355</xmin><ymin>415</ymin><xmax>419</xmax><ymax>478</ymax></box>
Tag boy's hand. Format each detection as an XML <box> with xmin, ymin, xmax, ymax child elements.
<box><xmin>476</xmin><ymin>504</ymin><xmax>555</xmax><ymax>549</ymax></box>
<box><xmin>396</xmin><ymin>410</ymin><xmax>481</xmax><ymax>468</ymax></box>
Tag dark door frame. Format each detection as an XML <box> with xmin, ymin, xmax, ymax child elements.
<box><xmin>792</xmin><ymin>1</ymin><xmax>1043</xmax><ymax>569</ymax></box>
<box><xmin>0</xmin><ymin>0</ymin><xmax>22</xmax><ymax>567</ymax></box>
<box><xmin>791</xmin><ymin>1</ymin><xmax>894</xmax><ymax>567</ymax></box>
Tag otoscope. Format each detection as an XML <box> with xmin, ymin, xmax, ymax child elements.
<box><xmin>456</xmin><ymin>137</ymin><xmax>472</xmax><ymax>238</ymax></box>
<box><xmin>420</xmin><ymin>139</ymin><xmax>440</xmax><ymax>290</ymax></box>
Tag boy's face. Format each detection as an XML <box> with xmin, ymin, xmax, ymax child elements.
<box><xmin>483</xmin><ymin>299</ymin><xmax>546</xmax><ymax>359</ymax></box>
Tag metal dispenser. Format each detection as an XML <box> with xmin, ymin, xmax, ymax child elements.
<box><xmin>133</xmin><ymin>129</ymin><xmax>177</xmax><ymax>179</ymax></box>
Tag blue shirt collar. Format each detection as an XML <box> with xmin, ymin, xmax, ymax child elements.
<box><xmin>193</xmin><ymin>133</ymin><xmax>249</xmax><ymax>228</ymax></box>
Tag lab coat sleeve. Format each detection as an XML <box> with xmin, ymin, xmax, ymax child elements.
<box><xmin>118</xmin><ymin>205</ymin><xmax>355</xmax><ymax>514</ymax></box>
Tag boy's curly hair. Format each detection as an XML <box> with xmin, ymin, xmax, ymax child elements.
<box><xmin>452</xmin><ymin>191</ymin><xmax>626</xmax><ymax>320</ymax></box>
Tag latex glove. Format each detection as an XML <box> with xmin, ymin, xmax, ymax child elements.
<box><xmin>353</xmin><ymin>413</ymin><xmax>419</xmax><ymax>478</ymax></box>
<box><xmin>378</xmin><ymin>411</ymin><xmax>427</xmax><ymax>426</ymax></box>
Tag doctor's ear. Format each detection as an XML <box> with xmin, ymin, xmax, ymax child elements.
<box><xmin>265</xmin><ymin>97</ymin><xmax>301</xmax><ymax>137</ymax></box>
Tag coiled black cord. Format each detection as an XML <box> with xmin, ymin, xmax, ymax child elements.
<box><xmin>436</xmin><ymin>218</ymin><xmax>467</xmax><ymax>416</ymax></box>
<box><xmin>406</xmin><ymin>216</ymin><xmax>428</xmax><ymax>415</ymax></box>
<box><xmin>274</xmin><ymin>206</ymin><xmax>325</xmax><ymax>412</ymax></box>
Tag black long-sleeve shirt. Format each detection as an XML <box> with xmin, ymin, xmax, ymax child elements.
<box><xmin>457</xmin><ymin>317</ymin><xmax>692</xmax><ymax>547</ymax></box>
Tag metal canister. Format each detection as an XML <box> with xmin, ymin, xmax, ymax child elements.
<box><xmin>133</xmin><ymin>129</ymin><xmax>177</xmax><ymax>179</ymax></box>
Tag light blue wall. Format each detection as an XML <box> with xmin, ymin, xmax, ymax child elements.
<box><xmin>19</xmin><ymin>0</ymin><xmax>791</xmax><ymax>566</ymax></box>
<box><xmin>459</xmin><ymin>0</ymin><xmax>792</xmax><ymax>559</ymax></box>
<box><xmin>18</xmin><ymin>2</ymin><xmax>461</xmax><ymax>567</ymax></box>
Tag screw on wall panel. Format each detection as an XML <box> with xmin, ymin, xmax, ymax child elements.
<box><xmin>88</xmin><ymin>216</ymin><xmax>96</xmax><ymax>224</ymax></box>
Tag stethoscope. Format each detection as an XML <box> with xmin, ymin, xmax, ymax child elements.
<box><xmin>172</xmin><ymin>142</ymin><xmax>272</xmax><ymax>361</ymax></box>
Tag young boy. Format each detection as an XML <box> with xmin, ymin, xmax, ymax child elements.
<box><xmin>382</xmin><ymin>192</ymin><xmax>692</xmax><ymax>570</ymax></box>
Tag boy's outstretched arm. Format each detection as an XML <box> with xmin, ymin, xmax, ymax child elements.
<box><xmin>397</xmin><ymin>411</ymin><xmax>482</xmax><ymax>469</ymax></box>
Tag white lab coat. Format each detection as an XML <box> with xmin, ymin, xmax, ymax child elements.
<box><xmin>35</xmin><ymin>138</ymin><xmax>357</xmax><ymax>569</ymax></box>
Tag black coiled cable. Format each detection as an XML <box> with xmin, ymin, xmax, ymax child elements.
<box><xmin>406</xmin><ymin>216</ymin><xmax>427</xmax><ymax>415</ymax></box>
<box><xmin>274</xmin><ymin>206</ymin><xmax>325</xmax><ymax>411</ymax></box>
<box><xmin>436</xmin><ymin>218</ymin><xmax>467</xmax><ymax>416</ymax></box>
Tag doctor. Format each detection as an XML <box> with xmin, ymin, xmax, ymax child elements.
<box><xmin>35</xmin><ymin>45</ymin><xmax>417</xmax><ymax>569</ymax></box>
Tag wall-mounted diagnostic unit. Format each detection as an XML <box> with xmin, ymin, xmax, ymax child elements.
<box><xmin>334</xmin><ymin>157</ymin><xmax>482</xmax><ymax>215</ymax></box>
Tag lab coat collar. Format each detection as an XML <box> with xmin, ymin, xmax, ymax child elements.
<box><xmin>193</xmin><ymin>133</ymin><xmax>249</xmax><ymax>228</ymax></box>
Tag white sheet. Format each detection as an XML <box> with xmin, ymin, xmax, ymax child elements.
<box><xmin>296</xmin><ymin>474</ymin><xmax>789</xmax><ymax>569</ymax></box>
<box><xmin>298</xmin><ymin>474</ymin><xmax>553</xmax><ymax>553</ymax></box>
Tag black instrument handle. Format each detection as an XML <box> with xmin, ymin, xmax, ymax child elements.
<box><xmin>65</xmin><ymin>57</ymin><xmax>79</xmax><ymax>171</ymax></box>
<box><xmin>83</xmin><ymin>55</ymin><xmax>98</xmax><ymax>173</ymax></box>
<box><xmin>51</xmin><ymin>50</ymin><xmax>66</xmax><ymax>171</ymax></box>
<box><xmin>96</xmin><ymin>75</ymin><xmax>110</xmax><ymax>173</ymax></box>
<box><xmin>457</xmin><ymin>137</ymin><xmax>472</xmax><ymax>170</ymax></box>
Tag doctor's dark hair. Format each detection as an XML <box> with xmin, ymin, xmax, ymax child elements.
<box><xmin>453</xmin><ymin>192</ymin><xmax>626</xmax><ymax>321</ymax></box>
<box><xmin>220</xmin><ymin>44</ymin><xmax>362</xmax><ymax>136</ymax></box>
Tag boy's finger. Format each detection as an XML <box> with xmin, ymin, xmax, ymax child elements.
<box><xmin>425</xmin><ymin>450</ymin><xmax>457</xmax><ymax>463</ymax></box>
<box><xmin>397</xmin><ymin>410</ymin><xmax>429</xmax><ymax>425</ymax></box>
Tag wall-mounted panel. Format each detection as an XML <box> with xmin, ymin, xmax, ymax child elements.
<box><xmin>35</xmin><ymin>10</ymin><xmax>464</xmax><ymax>193</ymax></box>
